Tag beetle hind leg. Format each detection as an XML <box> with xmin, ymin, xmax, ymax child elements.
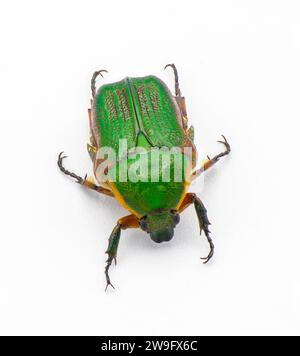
<box><xmin>164</xmin><ymin>63</ymin><xmax>189</xmax><ymax>129</ymax></box>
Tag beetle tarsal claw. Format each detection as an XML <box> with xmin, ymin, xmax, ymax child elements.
<box><xmin>164</xmin><ymin>63</ymin><xmax>181</xmax><ymax>97</ymax></box>
<box><xmin>217</xmin><ymin>135</ymin><xmax>231</xmax><ymax>151</ymax></box>
<box><xmin>105</xmin><ymin>281</ymin><xmax>115</xmax><ymax>292</ymax></box>
<box><xmin>57</xmin><ymin>152</ymin><xmax>85</xmax><ymax>184</ymax></box>
<box><xmin>164</xmin><ymin>63</ymin><xmax>174</xmax><ymax>70</ymax></box>
<box><xmin>98</xmin><ymin>69</ymin><xmax>108</xmax><ymax>78</ymax></box>
<box><xmin>105</xmin><ymin>255</ymin><xmax>116</xmax><ymax>292</ymax></box>
<box><xmin>201</xmin><ymin>248</ymin><xmax>214</xmax><ymax>264</ymax></box>
<box><xmin>58</xmin><ymin>151</ymin><xmax>67</xmax><ymax>160</ymax></box>
<box><xmin>91</xmin><ymin>69</ymin><xmax>109</xmax><ymax>98</ymax></box>
<box><xmin>200</xmin><ymin>231</ymin><xmax>214</xmax><ymax>264</ymax></box>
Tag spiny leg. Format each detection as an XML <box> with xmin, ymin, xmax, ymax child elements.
<box><xmin>178</xmin><ymin>193</ymin><xmax>214</xmax><ymax>264</ymax></box>
<box><xmin>91</xmin><ymin>69</ymin><xmax>108</xmax><ymax>98</ymax></box>
<box><xmin>105</xmin><ymin>224</ymin><xmax>121</xmax><ymax>291</ymax></box>
<box><xmin>105</xmin><ymin>215</ymin><xmax>140</xmax><ymax>291</ymax></box>
<box><xmin>193</xmin><ymin>196</ymin><xmax>214</xmax><ymax>264</ymax></box>
<box><xmin>192</xmin><ymin>135</ymin><xmax>231</xmax><ymax>180</ymax></box>
<box><xmin>57</xmin><ymin>152</ymin><xmax>114</xmax><ymax>197</ymax></box>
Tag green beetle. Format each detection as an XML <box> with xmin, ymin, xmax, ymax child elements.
<box><xmin>58</xmin><ymin>64</ymin><xmax>230</xmax><ymax>289</ymax></box>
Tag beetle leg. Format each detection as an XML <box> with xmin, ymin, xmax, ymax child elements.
<box><xmin>91</xmin><ymin>69</ymin><xmax>108</xmax><ymax>98</ymax></box>
<box><xmin>164</xmin><ymin>63</ymin><xmax>181</xmax><ymax>97</ymax></box>
<box><xmin>105</xmin><ymin>224</ymin><xmax>121</xmax><ymax>291</ymax></box>
<box><xmin>192</xmin><ymin>135</ymin><xmax>231</xmax><ymax>180</ymax></box>
<box><xmin>57</xmin><ymin>152</ymin><xmax>114</xmax><ymax>197</ymax></box>
<box><xmin>105</xmin><ymin>215</ymin><xmax>140</xmax><ymax>291</ymax></box>
<box><xmin>165</xmin><ymin>63</ymin><xmax>188</xmax><ymax>129</ymax></box>
<box><xmin>178</xmin><ymin>193</ymin><xmax>214</xmax><ymax>264</ymax></box>
<box><xmin>194</xmin><ymin>196</ymin><xmax>214</xmax><ymax>264</ymax></box>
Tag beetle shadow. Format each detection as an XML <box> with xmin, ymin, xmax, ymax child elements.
<box><xmin>82</xmin><ymin>185</ymin><xmax>127</xmax><ymax>215</ymax></box>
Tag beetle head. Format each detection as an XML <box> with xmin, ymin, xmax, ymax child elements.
<box><xmin>140</xmin><ymin>209</ymin><xmax>180</xmax><ymax>243</ymax></box>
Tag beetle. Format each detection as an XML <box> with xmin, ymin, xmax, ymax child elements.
<box><xmin>58</xmin><ymin>64</ymin><xmax>230</xmax><ymax>290</ymax></box>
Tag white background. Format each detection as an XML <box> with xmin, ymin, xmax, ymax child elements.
<box><xmin>0</xmin><ymin>0</ymin><xmax>300</xmax><ymax>336</ymax></box>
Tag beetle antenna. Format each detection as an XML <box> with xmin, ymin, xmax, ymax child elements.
<box><xmin>91</xmin><ymin>69</ymin><xmax>108</xmax><ymax>98</ymax></box>
<box><xmin>164</xmin><ymin>63</ymin><xmax>181</xmax><ymax>97</ymax></box>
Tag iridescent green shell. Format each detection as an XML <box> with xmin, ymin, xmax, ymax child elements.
<box><xmin>90</xmin><ymin>75</ymin><xmax>195</xmax><ymax>217</ymax></box>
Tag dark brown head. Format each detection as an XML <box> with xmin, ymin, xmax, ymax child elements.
<box><xmin>139</xmin><ymin>209</ymin><xmax>180</xmax><ymax>243</ymax></box>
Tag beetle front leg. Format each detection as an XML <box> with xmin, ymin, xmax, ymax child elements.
<box><xmin>57</xmin><ymin>152</ymin><xmax>114</xmax><ymax>197</ymax></box>
<box><xmin>178</xmin><ymin>193</ymin><xmax>214</xmax><ymax>264</ymax></box>
<box><xmin>105</xmin><ymin>224</ymin><xmax>121</xmax><ymax>291</ymax></box>
<box><xmin>105</xmin><ymin>215</ymin><xmax>140</xmax><ymax>291</ymax></box>
<box><xmin>192</xmin><ymin>135</ymin><xmax>231</xmax><ymax>180</ymax></box>
<box><xmin>193</xmin><ymin>196</ymin><xmax>214</xmax><ymax>264</ymax></box>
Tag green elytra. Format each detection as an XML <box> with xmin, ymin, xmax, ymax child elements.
<box><xmin>58</xmin><ymin>65</ymin><xmax>231</xmax><ymax>290</ymax></box>
<box><xmin>92</xmin><ymin>76</ymin><xmax>194</xmax><ymax>218</ymax></box>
